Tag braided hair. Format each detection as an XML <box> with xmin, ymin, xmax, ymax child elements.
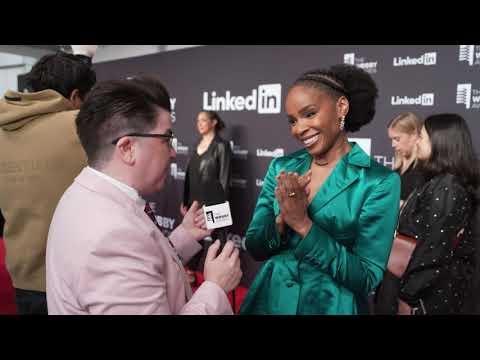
<box><xmin>292</xmin><ymin>64</ymin><xmax>378</xmax><ymax>132</ymax></box>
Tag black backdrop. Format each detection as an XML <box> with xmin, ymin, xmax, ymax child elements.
<box><xmin>85</xmin><ymin>45</ymin><xmax>480</xmax><ymax>286</ymax></box>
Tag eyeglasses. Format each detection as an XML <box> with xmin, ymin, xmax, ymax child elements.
<box><xmin>111</xmin><ymin>131</ymin><xmax>175</xmax><ymax>148</ymax></box>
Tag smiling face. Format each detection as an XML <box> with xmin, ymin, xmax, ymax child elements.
<box><xmin>286</xmin><ymin>85</ymin><xmax>348</xmax><ymax>157</ymax></box>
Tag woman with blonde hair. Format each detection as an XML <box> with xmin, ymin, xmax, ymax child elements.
<box><xmin>387</xmin><ymin>112</ymin><xmax>424</xmax><ymax>205</ymax></box>
<box><xmin>374</xmin><ymin>112</ymin><xmax>425</xmax><ymax>314</ymax></box>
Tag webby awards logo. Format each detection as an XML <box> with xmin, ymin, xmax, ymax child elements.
<box><xmin>459</xmin><ymin>45</ymin><xmax>480</xmax><ymax>66</ymax></box>
<box><xmin>230</xmin><ymin>175</ymin><xmax>248</xmax><ymax>189</ymax></box>
<box><xmin>456</xmin><ymin>83</ymin><xmax>480</xmax><ymax>109</ymax></box>
<box><xmin>170</xmin><ymin>163</ymin><xmax>186</xmax><ymax>181</ymax></box>
<box><xmin>229</xmin><ymin>140</ymin><xmax>249</xmax><ymax>159</ymax></box>
<box><xmin>172</xmin><ymin>139</ymin><xmax>189</xmax><ymax>155</ymax></box>
<box><xmin>203</xmin><ymin>84</ymin><xmax>282</xmax><ymax>114</ymax></box>
<box><xmin>343</xmin><ymin>53</ymin><xmax>378</xmax><ymax>74</ymax></box>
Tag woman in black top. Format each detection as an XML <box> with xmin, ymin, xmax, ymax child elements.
<box><xmin>374</xmin><ymin>112</ymin><xmax>424</xmax><ymax>314</ymax></box>
<box><xmin>182</xmin><ymin>110</ymin><xmax>232</xmax><ymax>273</ymax></box>
<box><xmin>397</xmin><ymin>114</ymin><xmax>478</xmax><ymax>314</ymax></box>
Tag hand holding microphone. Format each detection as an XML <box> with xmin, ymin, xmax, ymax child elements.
<box><xmin>203</xmin><ymin>240</ymin><xmax>242</xmax><ymax>293</ymax></box>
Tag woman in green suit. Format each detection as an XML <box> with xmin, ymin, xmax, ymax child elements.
<box><xmin>240</xmin><ymin>64</ymin><xmax>401</xmax><ymax>315</ymax></box>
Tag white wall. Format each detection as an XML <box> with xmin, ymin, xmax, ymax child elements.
<box><xmin>0</xmin><ymin>52</ymin><xmax>36</xmax><ymax>94</ymax></box>
<box><xmin>92</xmin><ymin>45</ymin><xmax>163</xmax><ymax>63</ymax></box>
<box><xmin>0</xmin><ymin>45</ymin><xmax>205</xmax><ymax>93</ymax></box>
<box><xmin>93</xmin><ymin>45</ymin><xmax>204</xmax><ymax>63</ymax></box>
<box><xmin>0</xmin><ymin>45</ymin><xmax>53</xmax><ymax>59</ymax></box>
<box><xmin>0</xmin><ymin>66</ymin><xmax>27</xmax><ymax>95</ymax></box>
<box><xmin>164</xmin><ymin>45</ymin><xmax>202</xmax><ymax>52</ymax></box>
<box><xmin>0</xmin><ymin>45</ymin><xmax>205</xmax><ymax>64</ymax></box>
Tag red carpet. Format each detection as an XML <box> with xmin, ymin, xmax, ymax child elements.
<box><xmin>0</xmin><ymin>238</ymin><xmax>16</xmax><ymax>314</ymax></box>
<box><xmin>190</xmin><ymin>271</ymin><xmax>248</xmax><ymax>314</ymax></box>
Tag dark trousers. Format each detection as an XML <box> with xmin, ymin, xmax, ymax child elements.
<box><xmin>14</xmin><ymin>288</ymin><xmax>48</xmax><ymax>315</ymax></box>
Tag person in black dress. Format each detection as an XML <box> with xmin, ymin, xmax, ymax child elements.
<box><xmin>374</xmin><ymin>112</ymin><xmax>424</xmax><ymax>314</ymax></box>
<box><xmin>461</xmin><ymin>183</ymin><xmax>480</xmax><ymax>314</ymax></box>
<box><xmin>182</xmin><ymin>110</ymin><xmax>232</xmax><ymax>274</ymax></box>
<box><xmin>397</xmin><ymin>114</ymin><xmax>478</xmax><ymax>314</ymax></box>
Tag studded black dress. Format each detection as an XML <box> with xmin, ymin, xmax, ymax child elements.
<box><xmin>373</xmin><ymin>164</ymin><xmax>425</xmax><ymax>314</ymax></box>
<box><xmin>398</xmin><ymin>173</ymin><xmax>476</xmax><ymax>314</ymax></box>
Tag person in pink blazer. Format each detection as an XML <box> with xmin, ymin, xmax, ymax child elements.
<box><xmin>46</xmin><ymin>76</ymin><xmax>242</xmax><ymax>315</ymax></box>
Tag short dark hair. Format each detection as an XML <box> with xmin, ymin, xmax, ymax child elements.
<box><xmin>420</xmin><ymin>113</ymin><xmax>479</xmax><ymax>195</ymax></box>
<box><xmin>75</xmin><ymin>76</ymin><xmax>171</xmax><ymax>166</ymax></box>
<box><xmin>293</xmin><ymin>64</ymin><xmax>378</xmax><ymax>132</ymax></box>
<box><xmin>200</xmin><ymin>110</ymin><xmax>225</xmax><ymax>132</ymax></box>
<box><xmin>25</xmin><ymin>52</ymin><xmax>96</xmax><ymax>100</ymax></box>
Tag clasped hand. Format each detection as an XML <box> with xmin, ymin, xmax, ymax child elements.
<box><xmin>274</xmin><ymin>170</ymin><xmax>313</xmax><ymax>238</ymax></box>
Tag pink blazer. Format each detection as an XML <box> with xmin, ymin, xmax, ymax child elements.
<box><xmin>46</xmin><ymin>168</ymin><xmax>232</xmax><ymax>315</ymax></box>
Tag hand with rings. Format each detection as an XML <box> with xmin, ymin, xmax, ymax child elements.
<box><xmin>274</xmin><ymin>170</ymin><xmax>313</xmax><ymax>238</ymax></box>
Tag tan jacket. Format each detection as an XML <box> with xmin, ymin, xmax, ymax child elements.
<box><xmin>0</xmin><ymin>89</ymin><xmax>87</xmax><ymax>292</ymax></box>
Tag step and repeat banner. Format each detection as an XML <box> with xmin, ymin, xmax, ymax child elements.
<box><xmin>91</xmin><ymin>45</ymin><xmax>480</xmax><ymax>287</ymax></box>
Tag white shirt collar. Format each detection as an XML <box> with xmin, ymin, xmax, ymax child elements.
<box><xmin>87</xmin><ymin>166</ymin><xmax>146</xmax><ymax>208</ymax></box>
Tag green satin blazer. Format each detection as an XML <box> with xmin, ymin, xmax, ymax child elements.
<box><xmin>240</xmin><ymin>143</ymin><xmax>400</xmax><ymax>315</ymax></box>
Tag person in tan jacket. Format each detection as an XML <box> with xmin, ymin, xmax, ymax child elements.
<box><xmin>0</xmin><ymin>47</ymin><xmax>96</xmax><ymax>314</ymax></box>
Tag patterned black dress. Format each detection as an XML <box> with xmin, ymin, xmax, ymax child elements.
<box><xmin>397</xmin><ymin>173</ymin><xmax>476</xmax><ymax>314</ymax></box>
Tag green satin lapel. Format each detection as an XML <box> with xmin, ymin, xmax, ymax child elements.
<box><xmin>272</xmin><ymin>143</ymin><xmax>369</xmax><ymax>217</ymax></box>
<box><xmin>308</xmin><ymin>158</ymin><xmax>360</xmax><ymax>215</ymax></box>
